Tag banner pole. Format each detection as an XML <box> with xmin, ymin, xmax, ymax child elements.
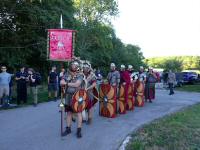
<box><xmin>60</xmin><ymin>14</ymin><xmax>63</xmax><ymax>29</ymax></box>
<box><xmin>60</xmin><ymin>13</ymin><xmax>64</xmax><ymax>136</ymax></box>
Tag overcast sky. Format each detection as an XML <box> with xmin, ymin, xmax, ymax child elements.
<box><xmin>112</xmin><ymin>0</ymin><xmax>200</xmax><ymax>58</ymax></box>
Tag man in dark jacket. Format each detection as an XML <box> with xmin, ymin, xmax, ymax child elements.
<box><xmin>48</xmin><ymin>66</ymin><xmax>58</xmax><ymax>101</ymax></box>
<box><xmin>28</xmin><ymin>68</ymin><xmax>38</xmax><ymax>106</ymax></box>
<box><xmin>15</xmin><ymin>66</ymin><xmax>28</xmax><ymax>105</ymax></box>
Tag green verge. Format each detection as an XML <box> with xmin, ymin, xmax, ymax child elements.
<box><xmin>176</xmin><ymin>84</ymin><xmax>200</xmax><ymax>93</ymax></box>
<box><xmin>126</xmin><ymin>103</ymin><xmax>200</xmax><ymax>150</ymax></box>
<box><xmin>26</xmin><ymin>85</ymin><xmax>49</xmax><ymax>105</ymax></box>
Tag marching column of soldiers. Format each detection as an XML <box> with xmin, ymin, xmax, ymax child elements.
<box><xmin>59</xmin><ymin>58</ymin><xmax>157</xmax><ymax>138</ymax></box>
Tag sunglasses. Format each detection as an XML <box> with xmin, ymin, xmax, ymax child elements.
<box><xmin>1</xmin><ymin>67</ymin><xmax>6</xmax><ymax>69</ymax></box>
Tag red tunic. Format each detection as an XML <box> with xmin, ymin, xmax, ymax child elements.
<box><xmin>120</xmin><ymin>70</ymin><xmax>131</xmax><ymax>102</ymax></box>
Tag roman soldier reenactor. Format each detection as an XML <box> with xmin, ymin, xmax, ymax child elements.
<box><xmin>129</xmin><ymin>65</ymin><xmax>138</xmax><ymax>98</ymax></box>
<box><xmin>135</xmin><ymin>66</ymin><xmax>146</xmax><ymax>107</ymax></box>
<box><xmin>60</xmin><ymin>59</ymin><xmax>85</xmax><ymax>138</ymax></box>
<box><xmin>119</xmin><ymin>65</ymin><xmax>131</xmax><ymax>113</ymax></box>
<box><xmin>139</xmin><ymin>66</ymin><xmax>146</xmax><ymax>82</ymax></box>
<box><xmin>126</xmin><ymin>65</ymin><xmax>136</xmax><ymax>110</ymax></box>
<box><xmin>107</xmin><ymin>63</ymin><xmax>120</xmax><ymax>87</ymax></box>
<box><xmin>98</xmin><ymin>63</ymin><xmax>119</xmax><ymax>117</ymax></box>
<box><xmin>82</xmin><ymin>61</ymin><xmax>97</xmax><ymax>124</ymax></box>
<box><xmin>128</xmin><ymin>65</ymin><xmax>134</xmax><ymax>82</ymax></box>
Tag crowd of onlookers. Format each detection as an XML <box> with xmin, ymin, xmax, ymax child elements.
<box><xmin>0</xmin><ymin>64</ymin><xmax>100</xmax><ymax>108</ymax></box>
<box><xmin>0</xmin><ymin>63</ymin><xmax>180</xmax><ymax>109</ymax></box>
<box><xmin>0</xmin><ymin>65</ymin><xmax>41</xmax><ymax>108</ymax></box>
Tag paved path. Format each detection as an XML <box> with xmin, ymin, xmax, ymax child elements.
<box><xmin>0</xmin><ymin>90</ymin><xmax>200</xmax><ymax>150</ymax></box>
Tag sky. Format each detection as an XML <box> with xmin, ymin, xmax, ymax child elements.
<box><xmin>112</xmin><ymin>0</ymin><xmax>200</xmax><ymax>58</ymax></box>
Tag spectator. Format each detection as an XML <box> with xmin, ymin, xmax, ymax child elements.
<box><xmin>162</xmin><ymin>71</ymin><xmax>168</xmax><ymax>88</ymax></box>
<box><xmin>9</xmin><ymin>75</ymin><xmax>14</xmax><ymax>103</ymax></box>
<box><xmin>0</xmin><ymin>65</ymin><xmax>12</xmax><ymax>107</ymax></box>
<box><xmin>15</xmin><ymin>66</ymin><xmax>28</xmax><ymax>105</ymax></box>
<box><xmin>168</xmin><ymin>70</ymin><xmax>176</xmax><ymax>95</ymax></box>
<box><xmin>28</xmin><ymin>68</ymin><xmax>38</xmax><ymax>107</ymax></box>
<box><xmin>48</xmin><ymin>66</ymin><xmax>58</xmax><ymax>101</ymax></box>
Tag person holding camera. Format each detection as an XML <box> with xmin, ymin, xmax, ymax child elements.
<box><xmin>28</xmin><ymin>68</ymin><xmax>38</xmax><ymax>107</ymax></box>
<box><xmin>15</xmin><ymin>66</ymin><xmax>28</xmax><ymax>105</ymax></box>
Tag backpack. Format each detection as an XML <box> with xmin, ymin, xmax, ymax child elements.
<box><xmin>35</xmin><ymin>72</ymin><xmax>42</xmax><ymax>85</ymax></box>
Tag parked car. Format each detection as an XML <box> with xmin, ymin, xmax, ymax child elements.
<box><xmin>197</xmin><ymin>74</ymin><xmax>200</xmax><ymax>82</ymax></box>
<box><xmin>182</xmin><ymin>72</ymin><xmax>198</xmax><ymax>84</ymax></box>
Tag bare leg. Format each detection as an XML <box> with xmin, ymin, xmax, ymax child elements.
<box><xmin>88</xmin><ymin>108</ymin><xmax>93</xmax><ymax>119</ymax></box>
<box><xmin>87</xmin><ymin>108</ymin><xmax>93</xmax><ymax>124</ymax></box>
<box><xmin>77</xmin><ymin>112</ymin><xmax>82</xmax><ymax>138</ymax></box>
<box><xmin>62</xmin><ymin>111</ymin><xmax>72</xmax><ymax>136</ymax></box>
<box><xmin>67</xmin><ymin>111</ymin><xmax>72</xmax><ymax>127</ymax></box>
<box><xmin>72</xmin><ymin>113</ymin><xmax>76</xmax><ymax>122</ymax></box>
<box><xmin>48</xmin><ymin>92</ymin><xmax>51</xmax><ymax>98</ymax></box>
<box><xmin>77</xmin><ymin>112</ymin><xmax>82</xmax><ymax>128</ymax></box>
<box><xmin>53</xmin><ymin>91</ymin><xmax>57</xmax><ymax>101</ymax></box>
<box><xmin>54</xmin><ymin>91</ymin><xmax>57</xmax><ymax>98</ymax></box>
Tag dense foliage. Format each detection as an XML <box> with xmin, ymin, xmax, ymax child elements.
<box><xmin>145</xmin><ymin>56</ymin><xmax>200</xmax><ymax>72</ymax></box>
<box><xmin>0</xmin><ymin>0</ymin><xmax>144</xmax><ymax>77</ymax></box>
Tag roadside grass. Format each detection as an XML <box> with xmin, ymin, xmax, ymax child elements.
<box><xmin>176</xmin><ymin>83</ymin><xmax>200</xmax><ymax>93</ymax></box>
<box><xmin>12</xmin><ymin>84</ymin><xmax>49</xmax><ymax>105</ymax></box>
<box><xmin>26</xmin><ymin>85</ymin><xmax>49</xmax><ymax>105</ymax></box>
<box><xmin>126</xmin><ymin>103</ymin><xmax>200</xmax><ymax>150</ymax></box>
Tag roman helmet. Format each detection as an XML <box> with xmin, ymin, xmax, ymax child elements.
<box><xmin>82</xmin><ymin>60</ymin><xmax>91</xmax><ymax>73</ymax></box>
<box><xmin>120</xmin><ymin>64</ymin><xmax>125</xmax><ymax>71</ymax></box>
<box><xmin>128</xmin><ymin>65</ymin><xmax>133</xmax><ymax>70</ymax></box>
<box><xmin>70</xmin><ymin>58</ymin><xmax>81</xmax><ymax>72</ymax></box>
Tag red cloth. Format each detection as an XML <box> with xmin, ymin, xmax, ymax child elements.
<box><xmin>120</xmin><ymin>70</ymin><xmax>131</xmax><ymax>84</ymax></box>
<box><xmin>120</xmin><ymin>71</ymin><xmax>131</xmax><ymax>103</ymax></box>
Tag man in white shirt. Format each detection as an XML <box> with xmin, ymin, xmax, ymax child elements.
<box><xmin>0</xmin><ymin>66</ymin><xmax>12</xmax><ymax>107</ymax></box>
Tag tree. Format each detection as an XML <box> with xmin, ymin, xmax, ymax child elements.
<box><xmin>163</xmin><ymin>59</ymin><xmax>183</xmax><ymax>72</ymax></box>
<box><xmin>145</xmin><ymin>56</ymin><xmax>200</xmax><ymax>72</ymax></box>
<box><xmin>0</xmin><ymin>0</ymin><xmax>75</xmax><ymax>75</ymax></box>
<box><xmin>74</xmin><ymin>0</ymin><xmax>118</xmax><ymax>24</ymax></box>
<box><xmin>0</xmin><ymin>0</ymin><xmax>145</xmax><ymax>77</ymax></box>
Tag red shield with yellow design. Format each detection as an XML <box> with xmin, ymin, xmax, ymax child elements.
<box><xmin>99</xmin><ymin>84</ymin><xmax>117</xmax><ymax>118</ymax></box>
<box><xmin>126</xmin><ymin>83</ymin><xmax>135</xmax><ymax>111</ymax></box>
<box><xmin>87</xmin><ymin>87</ymin><xmax>99</xmax><ymax>110</ymax></box>
<box><xmin>118</xmin><ymin>84</ymin><xmax>126</xmax><ymax>114</ymax></box>
<box><xmin>71</xmin><ymin>89</ymin><xmax>89</xmax><ymax>113</ymax></box>
<box><xmin>135</xmin><ymin>81</ymin><xmax>145</xmax><ymax>107</ymax></box>
<box><xmin>92</xmin><ymin>87</ymin><xmax>99</xmax><ymax>106</ymax></box>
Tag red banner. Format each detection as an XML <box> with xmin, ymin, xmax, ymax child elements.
<box><xmin>47</xmin><ymin>29</ymin><xmax>75</xmax><ymax>61</ymax></box>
